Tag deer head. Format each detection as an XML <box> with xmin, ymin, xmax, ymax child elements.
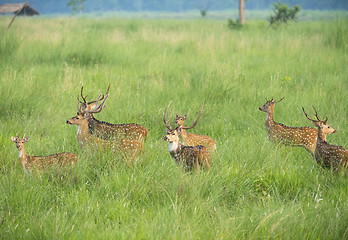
<box><xmin>67</xmin><ymin>94</ymin><xmax>109</xmax><ymax>125</ymax></box>
<box><xmin>11</xmin><ymin>133</ymin><xmax>29</xmax><ymax>151</ymax></box>
<box><xmin>259</xmin><ymin>97</ymin><xmax>284</xmax><ymax>112</ymax></box>
<box><xmin>174</xmin><ymin>103</ymin><xmax>204</xmax><ymax>129</ymax></box>
<box><xmin>302</xmin><ymin>107</ymin><xmax>336</xmax><ymax>135</ymax></box>
<box><xmin>175</xmin><ymin>115</ymin><xmax>187</xmax><ymax>126</ymax></box>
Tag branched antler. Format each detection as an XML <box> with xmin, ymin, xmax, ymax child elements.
<box><xmin>164</xmin><ymin>101</ymin><xmax>173</xmax><ymax>130</ymax></box>
<box><xmin>182</xmin><ymin>103</ymin><xmax>204</xmax><ymax>130</ymax></box>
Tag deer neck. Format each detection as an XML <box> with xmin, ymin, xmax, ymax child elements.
<box><xmin>88</xmin><ymin>114</ymin><xmax>98</xmax><ymax>124</ymax></box>
<box><xmin>180</xmin><ymin>128</ymin><xmax>189</xmax><ymax>139</ymax></box>
<box><xmin>316</xmin><ymin>129</ymin><xmax>327</xmax><ymax>143</ymax></box>
<box><xmin>18</xmin><ymin>147</ymin><xmax>28</xmax><ymax>171</ymax></box>
<box><xmin>168</xmin><ymin>139</ymin><xmax>182</xmax><ymax>154</ymax></box>
<box><xmin>77</xmin><ymin>119</ymin><xmax>93</xmax><ymax>145</ymax></box>
<box><xmin>265</xmin><ymin>107</ymin><xmax>275</xmax><ymax>129</ymax></box>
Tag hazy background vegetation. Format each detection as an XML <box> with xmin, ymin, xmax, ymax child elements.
<box><xmin>1</xmin><ymin>0</ymin><xmax>348</xmax><ymax>14</ymax></box>
<box><xmin>0</xmin><ymin>5</ymin><xmax>347</xmax><ymax>240</ymax></box>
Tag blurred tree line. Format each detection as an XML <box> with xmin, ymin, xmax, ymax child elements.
<box><xmin>3</xmin><ymin>0</ymin><xmax>347</xmax><ymax>14</ymax></box>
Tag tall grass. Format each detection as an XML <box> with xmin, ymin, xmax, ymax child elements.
<box><xmin>0</xmin><ymin>15</ymin><xmax>347</xmax><ymax>239</ymax></box>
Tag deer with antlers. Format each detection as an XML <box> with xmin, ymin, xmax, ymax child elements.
<box><xmin>78</xmin><ymin>84</ymin><xmax>148</xmax><ymax>142</ymax></box>
<box><xmin>164</xmin><ymin>101</ymin><xmax>212</xmax><ymax>171</ymax></box>
<box><xmin>11</xmin><ymin>134</ymin><xmax>78</xmax><ymax>173</ymax></box>
<box><xmin>303</xmin><ymin>107</ymin><xmax>348</xmax><ymax>173</ymax></box>
<box><xmin>258</xmin><ymin>97</ymin><xmax>333</xmax><ymax>154</ymax></box>
<box><xmin>67</xmin><ymin>94</ymin><xmax>143</xmax><ymax>161</ymax></box>
<box><xmin>175</xmin><ymin>103</ymin><xmax>216</xmax><ymax>151</ymax></box>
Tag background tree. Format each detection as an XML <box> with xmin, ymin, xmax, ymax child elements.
<box><xmin>239</xmin><ymin>0</ymin><xmax>245</xmax><ymax>25</ymax></box>
<box><xmin>67</xmin><ymin>0</ymin><xmax>86</xmax><ymax>14</ymax></box>
<box><xmin>269</xmin><ymin>2</ymin><xmax>301</xmax><ymax>25</ymax></box>
<box><xmin>197</xmin><ymin>6</ymin><xmax>209</xmax><ymax>18</ymax></box>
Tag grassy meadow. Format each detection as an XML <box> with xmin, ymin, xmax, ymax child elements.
<box><xmin>0</xmin><ymin>13</ymin><xmax>348</xmax><ymax>239</ymax></box>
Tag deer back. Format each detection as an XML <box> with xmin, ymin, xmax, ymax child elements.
<box><xmin>170</xmin><ymin>145</ymin><xmax>212</xmax><ymax>171</ymax></box>
<box><xmin>315</xmin><ymin>141</ymin><xmax>348</xmax><ymax>172</ymax></box>
<box><xmin>67</xmin><ymin>112</ymin><xmax>143</xmax><ymax>160</ymax></box>
<box><xmin>88</xmin><ymin>118</ymin><xmax>148</xmax><ymax>142</ymax></box>
<box><xmin>180</xmin><ymin>129</ymin><xmax>216</xmax><ymax>151</ymax></box>
<box><xmin>268</xmin><ymin>124</ymin><xmax>318</xmax><ymax>153</ymax></box>
<box><xmin>175</xmin><ymin>104</ymin><xmax>216</xmax><ymax>151</ymax></box>
<box><xmin>27</xmin><ymin>153</ymin><xmax>78</xmax><ymax>171</ymax></box>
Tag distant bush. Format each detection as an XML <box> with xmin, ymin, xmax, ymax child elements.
<box><xmin>197</xmin><ymin>6</ymin><xmax>209</xmax><ymax>18</ymax></box>
<box><xmin>269</xmin><ymin>2</ymin><xmax>301</xmax><ymax>25</ymax></box>
<box><xmin>227</xmin><ymin>19</ymin><xmax>243</xmax><ymax>30</ymax></box>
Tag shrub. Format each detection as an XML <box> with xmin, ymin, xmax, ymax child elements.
<box><xmin>227</xmin><ymin>19</ymin><xmax>243</xmax><ymax>30</ymax></box>
<box><xmin>269</xmin><ymin>2</ymin><xmax>301</xmax><ymax>25</ymax></box>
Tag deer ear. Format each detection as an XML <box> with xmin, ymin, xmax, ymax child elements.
<box><xmin>11</xmin><ymin>136</ymin><xmax>16</xmax><ymax>142</ymax></box>
<box><xmin>24</xmin><ymin>137</ymin><xmax>29</xmax><ymax>142</ymax></box>
<box><xmin>176</xmin><ymin>114</ymin><xmax>179</xmax><ymax>119</ymax></box>
<box><xmin>183</xmin><ymin>115</ymin><xmax>187</xmax><ymax>120</ymax></box>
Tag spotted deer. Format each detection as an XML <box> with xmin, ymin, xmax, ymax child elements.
<box><xmin>303</xmin><ymin>107</ymin><xmax>348</xmax><ymax>173</ymax></box>
<box><xmin>175</xmin><ymin>103</ymin><xmax>216</xmax><ymax>151</ymax></box>
<box><xmin>67</xmin><ymin>94</ymin><xmax>143</xmax><ymax>161</ymax></box>
<box><xmin>164</xmin><ymin>101</ymin><xmax>211</xmax><ymax>171</ymax></box>
<box><xmin>78</xmin><ymin>85</ymin><xmax>148</xmax><ymax>142</ymax></box>
<box><xmin>258</xmin><ymin>97</ymin><xmax>333</xmax><ymax>154</ymax></box>
<box><xmin>11</xmin><ymin>134</ymin><xmax>78</xmax><ymax>173</ymax></box>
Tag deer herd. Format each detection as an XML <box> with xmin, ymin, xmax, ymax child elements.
<box><xmin>11</xmin><ymin>86</ymin><xmax>347</xmax><ymax>175</ymax></box>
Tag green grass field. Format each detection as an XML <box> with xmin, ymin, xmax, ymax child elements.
<box><xmin>0</xmin><ymin>13</ymin><xmax>347</xmax><ymax>239</ymax></box>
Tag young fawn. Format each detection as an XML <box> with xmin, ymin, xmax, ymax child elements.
<box><xmin>78</xmin><ymin>85</ymin><xmax>148</xmax><ymax>142</ymax></box>
<box><xmin>164</xmin><ymin>101</ymin><xmax>211</xmax><ymax>171</ymax></box>
<box><xmin>67</xmin><ymin>94</ymin><xmax>143</xmax><ymax>161</ymax></box>
<box><xmin>259</xmin><ymin>97</ymin><xmax>331</xmax><ymax>154</ymax></box>
<box><xmin>175</xmin><ymin>103</ymin><xmax>216</xmax><ymax>151</ymax></box>
<box><xmin>11</xmin><ymin>134</ymin><xmax>78</xmax><ymax>173</ymax></box>
<box><xmin>303</xmin><ymin>107</ymin><xmax>348</xmax><ymax>173</ymax></box>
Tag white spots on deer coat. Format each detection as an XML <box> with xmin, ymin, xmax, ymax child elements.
<box><xmin>260</xmin><ymin>99</ymin><xmax>320</xmax><ymax>154</ymax></box>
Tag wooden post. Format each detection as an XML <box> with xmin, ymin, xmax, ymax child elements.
<box><xmin>8</xmin><ymin>2</ymin><xmax>29</xmax><ymax>29</ymax></box>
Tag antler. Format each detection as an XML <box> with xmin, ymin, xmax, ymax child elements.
<box><xmin>312</xmin><ymin>106</ymin><xmax>328</xmax><ymax>123</ymax></box>
<box><xmin>182</xmin><ymin>103</ymin><xmax>204</xmax><ymax>130</ymax></box>
<box><xmin>164</xmin><ymin>101</ymin><xmax>173</xmax><ymax>130</ymax></box>
<box><xmin>302</xmin><ymin>107</ymin><xmax>319</xmax><ymax>122</ymax></box>
<box><xmin>274</xmin><ymin>97</ymin><xmax>284</xmax><ymax>103</ymax></box>
<box><xmin>266</xmin><ymin>97</ymin><xmax>283</xmax><ymax>103</ymax></box>
<box><xmin>77</xmin><ymin>86</ymin><xmax>88</xmax><ymax>104</ymax></box>
<box><xmin>86</xmin><ymin>83</ymin><xmax>111</xmax><ymax>105</ymax></box>
<box><xmin>85</xmin><ymin>94</ymin><xmax>109</xmax><ymax>114</ymax></box>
